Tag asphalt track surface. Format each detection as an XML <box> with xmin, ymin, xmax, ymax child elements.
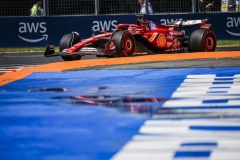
<box><xmin>0</xmin><ymin>46</ymin><xmax>240</xmax><ymax>68</ymax></box>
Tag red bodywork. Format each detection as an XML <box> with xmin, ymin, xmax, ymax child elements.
<box><xmin>66</xmin><ymin>32</ymin><xmax>112</xmax><ymax>54</ymax></box>
<box><xmin>64</xmin><ymin>18</ymin><xmax>211</xmax><ymax>55</ymax></box>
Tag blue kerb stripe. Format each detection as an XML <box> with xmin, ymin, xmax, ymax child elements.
<box><xmin>190</xmin><ymin>126</ymin><xmax>240</xmax><ymax>131</ymax></box>
<box><xmin>213</xmin><ymin>82</ymin><xmax>233</xmax><ymax>84</ymax></box>
<box><xmin>174</xmin><ymin>151</ymin><xmax>211</xmax><ymax>158</ymax></box>
<box><xmin>214</xmin><ymin>78</ymin><xmax>234</xmax><ymax>80</ymax></box>
<box><xmin>203</xmin><ymin>100</ymin><xmax>228</xmax><ymax>103</ymax></box>
<box><xmin>210</xmin><ymin>87</ymin><xmax>230</xmax><ymax>88</ymax></box>
<box><xmin>181</xmin><ymin>142</ymin><xmax>217</xmax><ymax>146</ymax></box>
<box><xmin>207</xmin><ymin>91</ymin><xmax>228</xmax><ymax>93</ymax></box>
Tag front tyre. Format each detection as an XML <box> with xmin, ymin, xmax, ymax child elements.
<box><xmin>189</xmin><ymin>29</ymin><xmax>216</xmax><ymax>52</ymax></box>
<box><xmin>111</xmin><ymin>30</ymin><xmax>135</xmax><ymax>57</ymax></box>
<box><xmin>59</xmin><ymin>33</ymin><xmax>82</xmax><ymax>61</ymax></box>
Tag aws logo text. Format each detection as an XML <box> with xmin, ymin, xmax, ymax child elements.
<box><xmin>18</xmin><ymin>22</ymin><xmax>48</xmax><ymax>43</ymax></box>
<box><xmin>226</xmin><ymin>17</ymin><xmax>240</xmax><ymax>36</ymax></box>
<box><xmin>92</xmin><ymin>20</ymin><xmax>117</xmax><ymax>32</ymax></box>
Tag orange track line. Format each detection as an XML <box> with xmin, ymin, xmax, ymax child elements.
<box><xmin>0</xmin><ymin>51</ymin><xmax>240</xmax><ymax>86</ymax></box>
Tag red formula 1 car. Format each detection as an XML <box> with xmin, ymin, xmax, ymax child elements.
<box><xmin>44</xmin><ymin>16</ymin><xmax>216</xmax><ymax>61</ymax></box>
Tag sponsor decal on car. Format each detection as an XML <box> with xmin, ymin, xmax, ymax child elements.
<box><xmin>147</xmin><ymin>32</ymin><xmax>158</xmax><ymax>42</ymax></box>
<box><xmin>169</xmin><ymin>31</ymin><xmax>184</xmax><ymax>36</ymax></box>
<box><xmin>166</xmin><ymin>42</ymin><xmax>173</xmax><ymax>48</ymax></box>
<box><xmin>157</xmin><ymin>34</ymin><xmax>166</xmax><ymax>47</ymax></box>
<box><xmin>172</xmin><ymin>39</ymin><xmax>181</xmax><ymax>49</ymax></box>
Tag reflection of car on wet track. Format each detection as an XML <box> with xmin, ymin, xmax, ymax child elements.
<box><xmin>45</xmin><ymin>16</ymin><xmax>216</xmax><ymax>61</ymax></box>
<box><xmin>49</xmin><ymin>91</ymin><xmax>167</xmax><ymax>115</ymax></box>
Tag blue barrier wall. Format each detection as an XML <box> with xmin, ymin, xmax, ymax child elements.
<box><xmin>0</xmin><ymin>13</ymin><xmax>239</xmax><ymax>47</ymax></box>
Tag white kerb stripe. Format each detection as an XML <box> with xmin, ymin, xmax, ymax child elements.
<box><xmin>111</xmin><ymin>151</ymin><xmax>173</xmax><ymax>160</ymax></box>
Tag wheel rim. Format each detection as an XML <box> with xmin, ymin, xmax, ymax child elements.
<box><xmin>205</xmin><ymin>35</ymin><xmax>215</xmax><ymax>51</ymax></box>
<box><xmin>122</xmin><ymin>37</ymin><xmax>133</xmax><ymax>56</ymax></box>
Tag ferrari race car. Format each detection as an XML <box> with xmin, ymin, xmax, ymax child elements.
<box><xmin>44</xmin><ymin>16</ymin><xmax>216</xmax><ymax>61</ymax></box>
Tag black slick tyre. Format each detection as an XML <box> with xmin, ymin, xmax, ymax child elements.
<box><xmin>111</xmin><ymin>30</ymin><xmax>135</xmax><ymax>57</ymax></box>
<box><xmin>189</xmin><ymin>29</ymin><xmax>216</xmax><ymax>52</ymax></box>
<box><xmin>59</xmin><ymin>33</ymin><xmax>82</xmax><ymax>61</ymax></box>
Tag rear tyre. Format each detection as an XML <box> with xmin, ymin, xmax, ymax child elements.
<box><xmin>59</xmin><ymin>33</ymin><xmax>82</xmax><ymax>61</ymax></box>
<box><xmin>189</xmin><ymin>29</ymin><xmax>216</xmax><ymax>52</ymax></box>
<box><xmin>111</xmin><ymin>30</ymin><xmax>135</xmax><ymax>57</ymax></box>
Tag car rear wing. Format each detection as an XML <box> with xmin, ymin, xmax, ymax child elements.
<box><xmin>167</xmin><ymin>19</ymin><xmax>212</xmax><ymax>29</ymax></box>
